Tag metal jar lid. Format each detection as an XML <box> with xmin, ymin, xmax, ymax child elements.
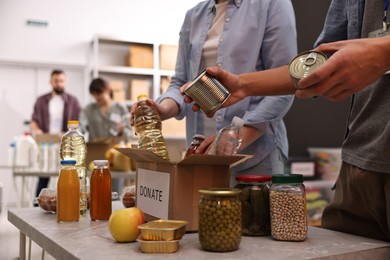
<box><xmin>289</xmin><ymin>51</ymin><xmax>327</xmax><ymax>89</ymax></box>
<box><xmin>198</xmin><ymin>187</ymin><xmax>241</xmax><ymax>196</ymax></box>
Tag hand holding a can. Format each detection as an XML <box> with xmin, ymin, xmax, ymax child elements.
<box><xmin>296</xmin><ymin>38</ymin><xmax>390</xmax><ymax>101</ymax></box>
<box><xmin>181</xmin><ymin>67</ymin><xmax>245</xmax><ymax>112</ymax></box>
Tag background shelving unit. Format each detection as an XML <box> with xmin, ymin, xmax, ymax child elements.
<box><xmin>90</xmin><ymin>34</ymin><xmax>186</xmax><ymax>143</ymax></box>
<box><xmin>91</xmin><ymin>34</ymin><xmax>175</xmax><ymax>102</ymax></box>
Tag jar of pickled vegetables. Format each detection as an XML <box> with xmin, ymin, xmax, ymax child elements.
<box><xmin>198</xmin><ymin>188</ymin><xmax>241</xmax><ymax>252</ymax></box>
<box><xmin>234</xmin><ymin>174</ymin><xmax>271</xmax><ymax>236</ymax></box>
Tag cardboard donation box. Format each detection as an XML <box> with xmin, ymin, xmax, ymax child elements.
<box><xmin>116</xmin><ymin>147</ymin><xmax>250</xmax><ymax>231</ymax></box>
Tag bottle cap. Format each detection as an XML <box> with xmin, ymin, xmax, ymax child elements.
<box><xmin>137</xmin><ymin>94</ymin><xmax>148</xmax><ymax>101</ymax></box>
<box><xmin>68</xmin><ymin>120</ymin><xmax>79</xmax><ymax>127</ymax></box>
<box><xmin>231</xmin><ymin>116</ymin><xmax>244</xmax><ymax>127</ymax></box>
<box><xmin>93</xmin><ymin>160</ymin><xmax>109</xmax><ymax>166</ymax></box>
<box><xmin>60</xmin><ymin>159</ymin><xmax>77</xmax><ymax>165</ymax></box>
<box><xmin>193</xmin><ymin>134</ymin><xmax>206</xmax><ymax>140</ymax></box>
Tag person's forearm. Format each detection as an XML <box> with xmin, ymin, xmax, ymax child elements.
<box><xmin>159</xmin><ymin>98</ymin><xmax>180</xmax><ymax>120</ymax></box>
<box><xmin>239</xmin><ymin>65</ymin><xmax>296</xmax><ymax>97</ymax></box>
<box><xmin>238</xmin><ymin>125</ymin><xmax>264</xmax><ymax>152</ymax></box>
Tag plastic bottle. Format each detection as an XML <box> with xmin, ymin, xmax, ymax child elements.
<box><xmin>90</xmin><ymin>160</ymin><xmax>112</xmax><ymax>221</ymax></box>
<box><xmin>57</xmin><ymin>159</ymin><xmax>79</xmax><ymax>223</ymax></box>
<box><xmin>14</xmin><ymin>132</ymin><xmax>39</xmax><ymax>168</ymax></box>
<box><xmin>59</xmin><ymin>120</ymin><xmax>87</xmax><ymax>217</ymax></box>
<box><xmin>7</xmin><ymin>142</ymin><xmax>16</xmax><ymax>167</ymax></box>
<box><xmin>208</xmin><ymin>116</ymin><xmax>244</xmax><ymax>155</ymax></box>
<box><xmin>133</xmin><ymin>94</ymin><xmax>170</xmax><ymax>160</ymax></box>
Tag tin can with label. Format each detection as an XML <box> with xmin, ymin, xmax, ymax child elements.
<box><xmin>289</xmin><ymin>51</ymin><xmax>327</xmax><ymax>89</ymax></box>
<box><xmin>184</xmin><ymin>70</ymin><xmax>230</xmax><ymax>117</ymax></box>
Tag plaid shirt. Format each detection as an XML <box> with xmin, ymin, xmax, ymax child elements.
<box><xmin>31</xmin><ymin>92</ymin><xmax>81</xmax><ymax>133</ymax></box>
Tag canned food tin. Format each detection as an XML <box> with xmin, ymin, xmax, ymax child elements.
<box><xmin>289</xmin><ymin>51</ymin><xmax>327</xmax><ymax>89</ymax></box>
<box><xmin>184</xmin><ymin>70</ymin><xmax>230</xmax><ymax>117</ymax></box>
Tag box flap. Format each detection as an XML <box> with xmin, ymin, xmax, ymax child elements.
<box><xmin>116</xmin><ymin>147</ymin><xmax>172</xmax><ymax>164</ymax></box>
<box><xmin>178</xmin><ymin>154</ymin><xmax>252</xmax><ymax>167</ymax></box>
<box><xmin>117</xmin><ymin>147</ymin><xmax>252</xmax><ymax>167</ymax></box>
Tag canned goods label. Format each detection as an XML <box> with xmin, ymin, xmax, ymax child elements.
<box><xmin>289</xmin><ymin>51</ymin><xmax>327</xmax><ymax>89</ymax></box>
<box><xmin>184</xmin><ymin>70</ymin><xmax>230</xmax><ymax>117</ymax></box>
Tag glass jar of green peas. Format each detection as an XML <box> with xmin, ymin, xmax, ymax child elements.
<box><xmin>198</xmin><ymin>188</ymin><xmax>242</xmax><ymax>252</ymax></box>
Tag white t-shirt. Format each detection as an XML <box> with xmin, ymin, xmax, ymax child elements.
<box><xmin>49</xmin><ymin>95</ymin><xmax>64</xmax><ymax>134</ymax></box>
<box><xmin>200</xmin><ymin>0</ymin><xmax>228</xmax><ymax>136</ymax></box>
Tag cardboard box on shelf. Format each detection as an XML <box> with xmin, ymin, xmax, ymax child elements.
<box><xmin>159</xmin><ymin>44</ymin><xmax>178</xmax><ymax>70</ymax></box>
<box><xmin>160</xmin><ymin>76</ymin><xmax>171</xmax><ymax>94</ymax></box>
<box><xmin>126</xmin><ymin>44</ymin><xmax>153</xmax><ymax>69</ymax></box>
<box><xmin>110</xmin><ymin>80</ymin><xmax>126</xmax><ymax>101</ymax></box>
<box><xmin>116</xmin><ymin>147</ymin><xmax>251</xmax><ymax>231</ymax></box>
<box><xmin>129</xmin><ymin>79</ymin><xmax>151</xmax><ymax>102</ymax></box>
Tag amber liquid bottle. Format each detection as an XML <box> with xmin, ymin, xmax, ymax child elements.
<box><xmin>57</xmin><ymin>159</ymin><xmax>80</xmax><ymax>223</ymax></box>
<box><xmin>90</xmin><ymin>160</ymin><xmax>112</xmax><ymax>221</ymax></box>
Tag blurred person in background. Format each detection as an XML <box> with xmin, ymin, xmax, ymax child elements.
<box><xmin>79</xmin><ymin>77</ymin><xmax>132</xmax><ymax>193</ymax></box>
<box><xmin>31</xmin><ymin>69</ymin><xmax>81</xmax><ymax>200</ymax></box>
<box><xmin>79</xmin><ymin>78</ymin><xmax>131</xmax><ymax>143</ymax></box>
<box><xmin>131</xmin><ymin>0</ymin><xmax>297</xmax><ymax>185</ymax></box>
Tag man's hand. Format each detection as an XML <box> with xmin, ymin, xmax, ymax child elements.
<box><xmin>297</xmin><ymin>37</ymin><xmax>390</xmax><ymax>101</ymax></box>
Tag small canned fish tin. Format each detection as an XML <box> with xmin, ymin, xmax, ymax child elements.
<box><xmin>184</xmin><ymin>70</ymin><xmax>230</xmax><ymax>117</ymax></box>
<box><xmin>289</xmin><ymin>51</ymin><xmax>327</xmax><ymax>89</ymax></box>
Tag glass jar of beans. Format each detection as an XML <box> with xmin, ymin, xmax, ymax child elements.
<box><xmin>270</xmin><ymin>174</ymin><xmax>307</xmax><ymax>241</ymax></box>
<box><xmin>198</xmin><ymin>188</ymin><xmax>242</xmax><ymax>252</ymax></box>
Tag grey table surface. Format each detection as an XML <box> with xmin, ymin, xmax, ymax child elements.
<box><xmin>8</xmin><ymin>202</ymin><xmax>390</xmax><ymax>260</ymax></box>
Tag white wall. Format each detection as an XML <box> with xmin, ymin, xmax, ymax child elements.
<box><xmin>0</xmin><ymin>0</ymin><xmax>203</xmax><ymax>207</ymax></box>
<box><xmin>0</xmin><ymin>0</ymin><xmax>202</xmax><ymax>65</ymax></box>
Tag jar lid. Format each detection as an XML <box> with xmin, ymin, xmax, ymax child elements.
<box><xmin>193</xmin><ymin>134</ymin><xmax>206</xmax><ymax>140</ymax></box>
<box><xmin>235</xmin><ymin>174</ymin><xmax>271</xmax><ymax>183</ymax></box>
<box><xmin>198</xmin><ymin>188</ymin><xmax>241</xmax><ymax>196</ymax></box>
<box><xmin>93</xmin><ymin>160</ymin><xmax>109</xmax><ymax>166</ymax></box>
<box><xmin>272</xmin><ymin>174</ymin><xmax>303</xmax><ymax>184</ymax></box>
<box><xmin>60</xmin><ymin>159</ymin><xmax>76</xmax><ymax>165</ymax></box>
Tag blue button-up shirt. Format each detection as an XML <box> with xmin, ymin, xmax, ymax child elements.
<box><xmin>157</xmin><ymin>0</ymin><xmax>297</xmax><ymax>173</ymax></box>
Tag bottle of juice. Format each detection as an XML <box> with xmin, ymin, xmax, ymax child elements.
<box><xmin>57</xmin><ymin>159</ymin><xmax>80</xmax><ymax>223</ymax></box>
<box><xmin>90</xmin><ymin>160</ymin><xmax>112</xmax><ymax>221</ymax></box>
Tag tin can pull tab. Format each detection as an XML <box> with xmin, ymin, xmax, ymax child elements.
<box><xmin>303</xmin><ymin>52</ymin><xmax>317</xmax><ymax>66</ymax></box>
